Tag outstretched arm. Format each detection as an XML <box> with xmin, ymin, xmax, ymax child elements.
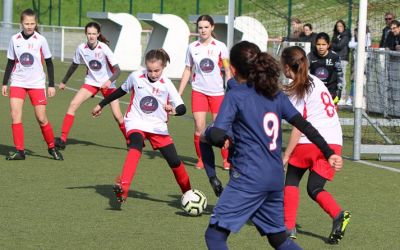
<box><xmin>60</xmin><ymin>62</ymin><xmax>79</xmax><ymax>90</ymax></box>
<box><xmin>2</xmin><ymin>59</ymin><xmax>15</xmax><ymax>96</ymax></box>
<box><xmin>101</xmin><ymin>64</ymin><xmax>121</xmax><ymax>89</ymax></box>
<box><xmin>178</xmin><ymin>66</ymin><xmax>191</xmax><ymax>95</ymax></box>
<box><xmin>92</xmin><ymin>87</ymin><xmax>127</xmax><ymax>117</ymax></box>
<box><xmin>282</xmin><ymin>127</ymin><xmax>302</xmax><ymax>166</ymax></box>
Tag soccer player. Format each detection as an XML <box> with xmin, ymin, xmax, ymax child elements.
<box><xmin>281</xmin><ymin>46</ymin><xmax>351</xmax><ymax>244</ymax></box>
<box><xmin>203</xmin><ymin>41</ymin><xmax>343</xmax><ymax>250</ymax></box>
<box><xmin>1</xmin><ymin>8</ymin><xmax>63</xmax><ymax>161</ymax></box>
<box><xmin>92</xmin><ymin>49</ymin><xmax>191</xmax><ymax>203</ymax></box>
<box><xmin>55</xmin><ymin>22</ymin><xmax>126</xmax><ymax>150</ymax></box>
<box><xmin>178</xmin><ymin>15</ymin><xmax>231</xmax><ymax>170</ymax></box>
<box><xmin>308</xmin><ymin>32</ymin><xmax>343</xmax><ymax>105</ymax></box>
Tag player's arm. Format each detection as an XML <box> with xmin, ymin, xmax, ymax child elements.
<box><xmin>2</xmin><ymin>59</ymin><xmax>15</xmax><ymax>96</ymax></box>
<box><xmin>282</xmin><ymin>127</ymin><xmax>302</xmax><ymax>165</ymax></box>
<box><xmin>178</xmin><ymin>66</ymin><xmax>191</xmax><ymax>95</ymax></box>
<box><xmin>101</xmin><ymin>64</ymin><xmax>121</xmax><ymax>89</ymax></box>
<box><xmin>92</xmin><ymin>87</ymin><xmax>127</xmax><ymax>117</ymax></box>
<box><xmin>60</xmin><ymin>62</ymin><xmax>79</xmax><ymax>89</ymax></box>
<box><xmin>222</xmin><ymin>58</ymin><xmax>232</xmax><ymax>80</ymax></box>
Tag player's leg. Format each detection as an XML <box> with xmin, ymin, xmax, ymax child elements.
<box><xmin>158</xmin><ymin>143</ymin><xmax>191</xmax><ymax>193</ymax></box>
<box><xmin>7</xmin><ymin>87</ymin><xmax>26</xmax><ymax>160</ymax></box>
<box><xmin>114</xmin><ymin>131</ymin><xmax>145</xmax><ymax>203</ymax></box>
<box><xmin>200</xmin><ymin>141</ymin><xmax>223</xmax><ymax>197</ymax></box>
<box><xmin>192</xmin><ymin>90</ymin><xmax>209</xmax><ymax>169</ymax></box>
<box><xmin>56</xmin><ymin>86</ymin><xmax>93</xmax><ymax>149</ymax></box>
<box><xmin>102</xmin><ymin>88</ymin><xmax>127</xmax><ymax>141</ymax></box>
<box><xmin>31</xmin><ymin>93</ymin><xmax>63</xmax><ymax>160</ymax></box>
<box><xmin>209</xmin><ymin>94</ymin><xmax>229</xmax><ymax>170</ymax></box>
<box><xmin>306</xmin><ymin>171</ymin><xmax>350</xmax><ymax>244</ymax></box>
<box><xmin>284</xmin><ymin>165</ymin><xmax>307</xmax><ymax>238</ymax></box>
<box><xmin>205</xmin><ymin>224</ymin><xmax>230</xmax><ymax>250</ymax></box>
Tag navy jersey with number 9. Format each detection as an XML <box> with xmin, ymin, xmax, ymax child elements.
<box><xmin>213</xmin><ymin>83</ymin><xmax>300</xmax><ymax>192</ymax></box>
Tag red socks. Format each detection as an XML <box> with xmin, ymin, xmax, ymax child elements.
<box><xmin>61</xmin><ymin>113</ymin><xmax>75</xmax><ymax>142</ymax></box>
<box><xmin>171</xmin><ymin>162</ymin><xmax>192</xmax><ymax>193</ymax></box>
<box><xmin>284</xmin><ymin>186</ymin><xmax>300</xmax><ymax>230</ymax></box>
<box><xmin>12</xmin><ymin>123</ymin><xmax>24</xmax><ymax>151</ymax></box>
<box><xmin>194</xmin><ymin>134</ymin><xmax>202</xmax><ymax>160</ymax></box>
<box><xmin>315</xmin><ymin>191</ymin><xmax>342</xmax><ymax>219</ymax></box>
<box><xmin>40</xmin><ymin>122</ymin><xmax>55</xmax><ymax>148</ymax></box>
<box><xmin>221</xmin><ymin>148</ymin><xmax>229</xmax><ymax>162</ymax></box>
<box><xmin>120</xmin><ymin>148</ymin><xmax>142</xmax><ymax>189</ymax></box>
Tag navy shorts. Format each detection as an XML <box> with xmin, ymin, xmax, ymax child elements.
<box><xmin>209</xmin><ymin>184</ymin><xmax>285</xmax><ymax>235</ymax></box>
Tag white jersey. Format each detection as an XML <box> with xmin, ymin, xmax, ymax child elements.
<box><xmin>288</xmin><ymin>74</ymin><xmax>343</xmax><ymax>145</ymax></box>
<box><xmin>73</xmin><ymin>41</ymin><xmax>117</xmax><ymax>88</ymax></box>
<box><xmin>185</xmin><ymin>38</ymin><xmax>229</xmax><ymax>96</ymax></box>
<box><xmin>122</xmin><ymin>71</ymin><xmax>184</xmax><ymax>135</ymax></box>
<box><xmin>7</xmin><ymin>31</ymin><xmax>52</xmax><ymax>89</ymax></box>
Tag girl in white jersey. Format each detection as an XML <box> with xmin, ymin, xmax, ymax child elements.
<box><xmin>178</xmin><ymin>15</ymin><xmax>231</xmax><ymax>170</ymax></box>
<box><xmin>55</xmin><ymin>22</ymin><xmax>126</xmax><ymax>150</ymax></box>
<box><xmin>281</xmin><ymin>46</ymin><xmax>350</xmax><ymax>244</ymax></box>
<box><xmin>1</xmin><ymin>9</ymin><xmax>63</xmax><ymax>161</ymax></box>
<box><xmin>92</xmin><ymin>49</ymin><xmax>192</xmax><ymax>204</ymax></box>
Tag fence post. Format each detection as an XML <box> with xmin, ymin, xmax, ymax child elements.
<box><xmin>196</xmin><ymin>0</ymin><xmax>200</xmax><ymax>15</ymax></box>
<box><xmin>38</xmin><ymin>0</ymin><xmax>41</xmax><ymax>23</ymax></box>
<box><xmin>61</xmin><ymin>26</ymin><xmax>65</xmax><ymax>62</ymax></box>
<box><xmin>287</xmin><ymin>0</ymin><xmax>292</xmax><ymax>39</ymax></box>
<box><xmin>160</xmin><ymin>0</ymin><xmax>164</xmax><ymax>14</ymax></box>
<box><xmin>79</xmin><ymin>0</ymin><xmax>82</xmax><ymax>26</ymax></box>
<box><xmin>102</xmin><ymin>0</ymin><xmax>106</xmax><ymax>12</ymax></box>
<box><xmin>49</xmin><ymin>0</ymin><xmax>52</xmax><ymax>25</ymax></box>
<box><xmin>58</xmin><ymin>0</ymin><xmax>61</xmax><ymax>25</ymax></box>
<box><xmin>129</xmin><ymin>0</ymin><xmax>133</xmax><ymax>14</ymax></box>
<box><xmin>348</xmin><ymin>0</ymin><xmax>353</xmax><ymax>32</ymax></box>
<box><xmin>238</xmin><ymin>0</ymin><xmax>242</xmax><ymax>16</ymax></box>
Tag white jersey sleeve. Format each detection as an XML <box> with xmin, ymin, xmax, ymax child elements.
<box><xmin>72</xmin><ymin>46</ymin><xmax>82</xmax><ymax>64</ymax></box>
<box><xmin>165</xmin><ymin>79</ymin><xmax>184</xmax><ymax>108</ymax></box>
<box><xmin>7</xmin><ymin>37</ymin><xmax>15</xmax><ymax>60</ymax></box>
<box><xmin>185</xmin><ymin>47</ymin><xmax>194</xmax><ymax>67</ymax></box>
<box><xmin>121</xmin><ymin>73</ymin><xmax>136</xmax><ymax>93</ymax></box>
<box><xmin>103</xmin><ymin>44</ymin><xmax>118</xmax><ymax>66</ymax></box>
<box><xmin>41</xmin><ymin>38</ymin><xmax>52</xmax><ymax>59</ymax></box>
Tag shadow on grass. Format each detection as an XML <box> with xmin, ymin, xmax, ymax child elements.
<box><xmin>0</xmin><ymin>144</ymin><xmax>34</xmax><ymax>157</ymax></box>
<box><xmin>296</xmin><ymin>224</ymin><xmax>329</xmax><ymax>243</ymax></box>
<box><xmin>66</xmin><ymin>184</ymin><xmax>195</xmax><ymax>215</ymax></box>
<box><xmin>142</xmin><ymin>149</ymin><xmax>199</xmax><ymax>168</ymax></box>
<box><xmin>63</xmin><ymin>138</ymin><xmax>127</xmax><ymax>151</ymax></box>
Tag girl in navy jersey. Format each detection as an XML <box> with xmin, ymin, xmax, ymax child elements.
<box><xmin>202</xmin><ymin>41</ymin><xmax>343</xmax><ymax>250</ymax></box>
<box><xmin>308</xmin><ymin>32</ymin><xmax>343</xmax><ymax>104</ymax></box>
<box><xmin>281</xmin><ymin>46</ymin><xmax>350</xmax><ymax>244</ymax></box>
<box><xmin>2</xmin><ymin>9</ymin><xmax>63</xmax><ymax>161</ymax></box>
<box><xmin>92</xmin><ymin>49</ymin><xmax>191</xmax><ymax>204</ymax></box>
<box><xmin>55</xmin><ymin>22</ymin><xmax>126</xmax><ymax>150</ymax></box>
<box><xmin>178</xmin><ymin>15</ymin><xmax>231</xmax><ymax>170</ymax></box>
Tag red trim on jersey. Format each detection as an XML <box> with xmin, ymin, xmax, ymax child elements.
<box><xmin>84</xmin><ymin>44</ymin><xmax>89</xmax><ymax>49</ymax></box>
<box><xmin>211</xmin><ymin>40</ymin><xmax>216</xmax><ymax>45</ymax></box>
<box><xmin>98</xmin><ymin>44</ymin><xmax>102</xmax><ymax>49</ymax></box>
<box><xmin>139</xmin><ymin>74</ymin><xmax>146</xmax><ymax>78</ymax></box>
<box><xmin>195</xmin><ymin>42</ymin><xmax>201</xmax><ymax>47</ymax></box>
<box><xmin>218</xmin><ymin>51</ymin><xmax>223</xmax><ymax>77</ymax></box>
<box><xmin>192</xmin><ymin>73</ymin><xmax>196</xmax><ymax>82</ymax></box>
<box><xmin>125</xmin><ymin>89</ymin><xmax>135</xmax><ymax>117</ymax></box>
<box><xmin>33</xmin><ymin>35</ymin><xmax>37</xmax><ymax>39</ymax></box>
<box><xmin>303</xmin><ymin>102</ymin><xmax>307</xmax><ymax>119</ymax></box>
<box><xmin>160</xmin><ymin>78</ymin><xmax>165</xmax><ymax>84</ymax></box>
<box><xmin>16</xmin><ymin>34</ymin><xmax>22</xmax><ymax>39</ymax></box>
<box><xmin>106</xmin><ymin>57</ymin><xmax>114</xmax><ymax>74</ymax></box>
<box><xmin>40</xmin><ymin>47</ymin><xmax>45</xmax><ymax>65</ymax></box>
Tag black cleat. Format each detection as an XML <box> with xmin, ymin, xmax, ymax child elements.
<box><xmin>55</xmin><ymin>138</ymin><xmax>66</xmax><ymax>150</ymax></box>
<box><xmin>209</xmin><ymin>176</ymin><xmax>224</xmax><ymax>197</ymax></box>
<box><xmin>113</xmin><ymin>184</ymin><xmax>127</xmax><ymax>203</ymax></box>
<box><xmin>6</xmin><ymin>150</ymin><xmax>26</xmax><ymax>160</ymax></box>
<box><xmin>287</xmin><ymin>227</ymin><xmax>297</xmax><ymax>239</ymax></box>
<box><xmin>328</xmin><ymin>210</ymin><xmax>351</xmax><ymax>244</ymax></box>
<box><xmin>48</xmin><ymin>148</ymin><xmax>64</xmax><ymax>161</ymax></box>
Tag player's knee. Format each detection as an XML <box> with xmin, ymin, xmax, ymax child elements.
<box><xmin>205</xmin><ymin>225</ymin><xmax>229</xmax><ymax>250</ymax></box>
<box><xmin>159</xmin><ymin>144</ymin><xmax>181</xmax><ymax>168</ymax></box>
<box><xmin>127</xmin><ymin>132</ymin><xmax>144</xmax><ymax>151</ymax></box>
<box><xmin>266</xmin><ymin>231</ymin><xmax>287</xmax><ymax>249</ymax></box>
<box><xmin>307</xmin><ymin>184</ymin><xmax>324</xmax><ymax>201</ymax></box>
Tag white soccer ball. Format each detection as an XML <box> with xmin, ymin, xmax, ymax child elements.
<box><xmin>181</xmin><ymin>189</ymin><xmax>207</xmax><ymax>216</ymax></box>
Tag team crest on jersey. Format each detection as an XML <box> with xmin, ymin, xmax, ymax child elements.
<box><xmin>88</xmin><ymin>60</ymin><xmax>102</xmax><ymax>71</ymax></box>
<box><xmin>19</xmin><ymin>53</ymin><xmax>34</xmax><ymax>67</ymax></box>
<box><xmin>314</xmin><ymin>67</ymin><xmax>329</xmax><ymax>81</ymax></box>
<box><xmin>199</xmin><ymin>58</ymin><xmax>214</xmax><ymax>73</ymax></box>
<box><xmin>140</xmin><ymin>96</ymin><xmax>158</xmax><ymax>114</ymax></box>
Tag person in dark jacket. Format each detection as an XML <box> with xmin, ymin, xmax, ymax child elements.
<box><xmin>299</xmin><ymin>23</ymin><xmax>318</xmax><ymax>51</ymax></box>
<box><xmin>385</xmin><ymin>20</ymin><xmax>400</xmax><ymax>51</ymax></box>
<box><xmin>331</xmin><ymin>20</ymin><xmax>350</xmax><ymax>105</ymax></box>
<box><xmin>380</xmin><ymin>12</ymin><xmax>396</xmax><ymax>48</ymax></box>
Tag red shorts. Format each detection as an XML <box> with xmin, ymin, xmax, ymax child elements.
<box><xmin>288</xmin><ymin>144</ymin><xmax>342</xmax><ymax>181</ymax></box>
<box><xmin>191</xmin><ymin>90</ymin><xmax>224</xmax><ymax>113</ymax></box>
<box><xmin>82</xmin><ymin>84</ymin><xmax>116</xmax><ymax>97</ymax></box>
<box><xmin>9</xmin><ymin>87</ymin><xmax>47</xmax><ymax>106</ymax></box>
<box><xmin>126</xmin><ymin>129</ymin><xmax>173</xmax><ymax>150</ymax></box>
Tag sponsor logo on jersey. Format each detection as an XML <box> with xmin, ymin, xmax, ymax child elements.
<box><xmin>315</xmin><ymin>67</ymin><xmax>329</xmax><ymax>81</ymax></box>
<box><xmin>88</xmin><ymin>59</ymin><xmax>102</xmax><ymax>71</ymax></box>
<box><xmin>140</xmin><ymin>96</ymin><xmax>158</xmax><ymax>114</ymax></box>
<box><xmin>19</xmin><ymin>52</ymin><xmax>34</xmax><ymax>67</ymax></box>
<box><xmin>199</xmin><ymin>58</ymin><xmax>214</xmax><ymax>73</ymax></box>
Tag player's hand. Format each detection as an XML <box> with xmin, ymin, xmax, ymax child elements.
<box><xmin>164</xmin><ymin>104</ymin><xmax>176</xmax><ymax>115</ymax></box>
<box><xmin>59</xmin><ymin>83</ymin><xmax>66</xmax><ymax>90</ymax></box>
<box><xmin>2</xmin><ymin>85</ymin><xmax>8</xmax><ymax>97</ymax></box>
<box><xmin>48</xmin><ymin>87</ymin><xmax>56</xmax><ymax>97</ymax></box>
<box><xmin>282</xmin><ymin>153</ymin><xmax>290</xmax><ymax>167</ymax></box>
<box><xmin>209</xmin><ymin>176</ymin><xmax>224</xmax><ymax>197</ymax></box>
<box><xmin>101</xmin><ymin>80</ymin><xmax>111</xmax><ymax>89</ymax></box>
<box><xmin>328</xmin><ymin>154</ymin><xmax>343</xmax><ymax>171</ymax></box>
<box><xmin>92</xmin><ymin>105</ymin><xmax>103</xmax><ymax>117</ymax></box>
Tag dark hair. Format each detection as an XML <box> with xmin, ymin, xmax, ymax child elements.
<box><xmin>315</xmin><ymin>32</ymin><xmax>330</xmax><ymax>44</ymax></box>
<box><xmin>333</xmin><ymin>19</ymin><xmax>346</xmax><ymax>36</ymax></box>
<box><xmin>196</xmin><ymin>14</ymin><xmax>216</xmax><ymax>38</ymax></box>
<box><xmin>85</xmin><ymin>22</ymin><xmax>109</xmax><ymax>45</ymax></box>
<box><xmin>230</xmin><ymin>41</ymin><xmax>280</xmax><ymax>98</ymax></box>
<box><xmin>281</xmin><ymin>46</ymin><xmax>312</xmax><ymax>100</ymax></box>
<box><xmin>20</xmin><ymin>8</ymin><xmax>39</xmax><ymax>32</ymax></box>
<box><xmin>145</xmin><ymin>48</ymin><xmax>170</xmax><ymax>67</ymax></box>
<box><xmin>303</xmin><ymin>23</ymin><xmax>313</xmax><ymax>30</ymax></box>
<box><xmin>390</xmin><ymin>19</ymin><xmax>400</xmax><ymax>27</ymax></box>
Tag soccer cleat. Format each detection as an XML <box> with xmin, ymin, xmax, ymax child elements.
<box><xmin>48</xmin><ymin>148</ymin><xmax>64</xmax><ymax>161</ymax></box>
<box><xmin>328</xmin><ymin>210</ymin><xmax>351</xmax><ymax>244</ymax></box>
<box><xmin>345</xmin><ymin>98</ymin><xmax>353</xmax><ymax>106</ymax></box>
<box><xmin>209</xmin><ymin>176</ymin><xmax>224</xmax><ymax>197</ymax></box>
<box><xmin>223</xmin><ymin>160</ymin><xmax>231</xmax><ymax>170</ymax></box>
<box><xmin>113</xmin><ymin>183</ymin><xmax>127</xmax><ymax>203</ymax></box>
<box><xmin>337</xmin><ymin>99</ymin><xmax>346</xmax><ymax>106</ymax></box>
<box><xmin>195</xmin><ymin>159</ymin><xmax>204</xmax><ymax>169</ymax></box>
<box><xmin>55</xmin><ymin>137</ymin><xmax>66</xmax><ymax>150</ymax></box>
<box><xmin>6</xmin><ymin>150</ymin><xmax>26</xmax><ymax>160</ymax></box>
<box><xmin>286</xmin><ymin>228</ymin><xmax>297</xmax><ymax>239</ymax></box>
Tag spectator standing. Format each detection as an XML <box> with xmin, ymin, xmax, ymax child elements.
<box><xmin>380</xmin><ymin>12</ymin><xmax>396</xmax><ymax>48</ymax></box>
<box><xmin>299</xmin><ymin>23</ymin><xmax>318</xmax><ymax>51</ymax></box>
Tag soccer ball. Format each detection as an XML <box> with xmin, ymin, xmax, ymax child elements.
<box><xmin>181</xmin><ymin>189</ymin><xmax>207</xmax><ymax>216</ymax></box>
